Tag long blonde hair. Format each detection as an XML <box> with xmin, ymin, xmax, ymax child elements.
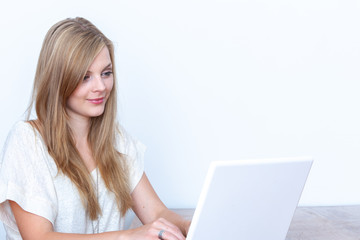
<box><xmin>27</xmin><ymin>17</ymin><xmax>132</xmax><ymax>220</ymax></box>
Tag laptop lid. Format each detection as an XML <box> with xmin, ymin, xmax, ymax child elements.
<box><xmin>186</xmin><ymin>157</ymin><xmax>313</xmax><ymax>240</ymax></box>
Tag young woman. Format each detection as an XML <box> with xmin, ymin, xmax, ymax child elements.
<box><xmin>0</xmin><ymin>17</ymin><xmax>190</xmax><ymax>240</ymax></box>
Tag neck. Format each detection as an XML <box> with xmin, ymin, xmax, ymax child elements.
<box><xmin>68</xmin><ymin>116</ymin><xmax>98</xmax><ymax>172</ymax></box>
<box><xmin>68</xmin><ymin>115</ymin><xmax>91</xmax><ymax>143</ymax></box>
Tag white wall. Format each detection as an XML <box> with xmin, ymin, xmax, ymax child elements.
<box><xmin>1</xmin><ymin>0</ymin><xmax>360</xmax><ymax>236</ymax></box>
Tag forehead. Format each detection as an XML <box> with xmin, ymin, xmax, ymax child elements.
<box><xmin>87</xmin><ymin>47</ymin><xmax>112</xmax><ymax>71</ymax></box>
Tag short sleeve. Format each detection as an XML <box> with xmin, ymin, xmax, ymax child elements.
<box><xmin>0</xmin><ymin>122</ymin><xmax>58</xmax><ymax>230</ymax></box>
<box><xmin>116</xmin><ymin>126</ymin><xmax>146</xmax><ymax>192</ymax></box>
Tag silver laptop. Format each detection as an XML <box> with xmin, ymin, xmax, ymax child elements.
<box><xmin>186</xmin><ymin>157</ymin><xmax>313</xmax><ymax>240</ymax></box>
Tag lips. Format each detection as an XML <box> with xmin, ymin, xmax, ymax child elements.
<box><xmin>87</xmin><ymin>97</ymin><xmax>105</xmax><ymax>104</ymax></box>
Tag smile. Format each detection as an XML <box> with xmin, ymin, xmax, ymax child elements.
<box><xmin>87</xmin><ymin>97</ymin><xmax>105</xmax><ymax>104</ymax></box>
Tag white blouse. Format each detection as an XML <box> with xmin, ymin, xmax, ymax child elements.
<box><xmin>0</xmin><ymin>121</ymin><xmax>145</xmax><ymax>240</ymax></box>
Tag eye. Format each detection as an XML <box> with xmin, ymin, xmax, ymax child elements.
<box><xmin>101</xmin><ymin>71</ymin><xmax>113</xmax><ymax>78</ymax></box>
<box><xmin>83</xmin><ymin>75</ymin><xmax>90</xmax><ymax>81</ymax></box>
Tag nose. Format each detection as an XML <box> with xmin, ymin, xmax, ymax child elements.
<box><xmin>92</xmin><ymin>75</ymin><xmax>106</xmax><ymax>92</ymax></box>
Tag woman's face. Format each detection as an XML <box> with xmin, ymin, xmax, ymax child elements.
<box><xmin>66</xmin><ymin>47</ymin><xmax>114</xmax><ymax>122</ymax></box>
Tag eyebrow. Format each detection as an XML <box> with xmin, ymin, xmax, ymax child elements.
<box><xmin>86</xmin><ymin>63</ymin><xmax>113</xmax><ymax>73</ymax></box>
<box><xmin>102</xmin><ymin>63</ymin><xmax>113</xmax><ymax>71</ymax></box>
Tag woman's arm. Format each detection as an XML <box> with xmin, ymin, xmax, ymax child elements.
<box><xmin>130</xmin><ymin>173</ymin><xmax>191</xmax><ymax>237</ymax></box>
<box><xmin>10</xmin><ymin>173</ymin><xmax>189</xmax><ymax>240</ymax></box>
<box><xmin>10</xmin><ymin>201</ymin><xmax>121</xmax><ymax>240</ymax></box>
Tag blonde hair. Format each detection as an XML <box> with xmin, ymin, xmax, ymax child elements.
<box><xmin>27</xmin><ymin>17</ymin><xmax>132</xmax><ymax>220</ymax></box>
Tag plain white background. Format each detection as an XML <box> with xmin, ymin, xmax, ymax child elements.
<box><xmin>1</xmin><ymin>0</ymin><xmax>360</xmax><ymax>237</ymax></box>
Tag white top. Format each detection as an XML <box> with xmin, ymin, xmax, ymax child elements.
<box><xmin>0</xmin><ymin>121</ymin><xmax>145</xmax><ymax>240</ymax></box>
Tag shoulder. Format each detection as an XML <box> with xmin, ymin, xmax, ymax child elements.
<box><xmin>115</xmin><ymin>124</ymin><xmax>146</xmax><ymax>191</ymax></box>
<box><xmin>8</xmin><ymin>120</ymin><xmax>37</xmax><ymax>137</ymax></box>
<box><xmin>6</xmin><ymin>120</ymin><xmax>36</xmax><ymax>140</ymax></box>
<box><xmin>115</xmin><ymin>124</ymin><xmax>146</xmax><ymax>157</ymax></box>
<box><xmin>1</xmin><ymin>120</ymin><xmax>58</xmax><ymax>179</ymax></box>
<box><xmin>4</xmin><ymin>121</ymin><xmax>38</xmax><ymax>146</ymax></box>
<box><xmin>1</xmin><ymin>121</ymin><xmax>42</xmax><ymax>162</ymax></box>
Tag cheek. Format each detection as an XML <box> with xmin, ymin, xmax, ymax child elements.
<box><xmin>106</xmin><ymin>79</ymin><xmax>114</xmax><ymax>93</ymax></box>
<box><xmin>70</xmin><ymin>84</ymin><xmax>88</xmax><ymax>99</ymax></box>
<box><xmin>66</xmin><ymin>86</ymin><xmax>86</xmax><ymax>106</ymax></box>
<box><xmin>66</xmin><ymin>95</ymin><xmax>76</xmax><ymax>111</ymax></box>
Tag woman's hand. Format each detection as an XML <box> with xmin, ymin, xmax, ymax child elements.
<box><xmin>124</xmin><ymin>218</ymin><xmax>186</xmax><ymax>240</ymax></box>
<box><xmin>131</xmin><ymin>174</ymin><xmax>191</xmax><ymax>237</ymax></box>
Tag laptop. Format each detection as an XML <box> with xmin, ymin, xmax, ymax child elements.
<box><xmin>186</xmin><ymin>157</ymin><xmax>313</xmax><ymax>240</ymax></box>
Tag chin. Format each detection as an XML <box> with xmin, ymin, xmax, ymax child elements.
<box><xmin>88</xmin><ymin>109</ymin><xmax>106</xmax><ymax>118</ymax></box>
<box><xmin>91</xmin><ymin>112</ymin><xmax>105</xmax><ymax>118</ymax></box>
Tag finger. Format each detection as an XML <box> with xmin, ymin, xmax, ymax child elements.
<box><xmin>158</xmin><ymin>229</ymin><xmax>166</xmax><ymax>239</ymax></box>
<box><xmin>156</xmin><ymin>228</ymin><xmax>183</xmax><ymax>240</ymax></box>
<box><xmin>152</xmin><ymin>218</ymin><xmax>185</xmax><ymax>240</ymax></box>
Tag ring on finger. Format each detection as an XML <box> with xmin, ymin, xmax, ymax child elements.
<box><xmin>158</xmin><ymin>229</ymin><xmax>165</xmax><ymax>240</ymax></box>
